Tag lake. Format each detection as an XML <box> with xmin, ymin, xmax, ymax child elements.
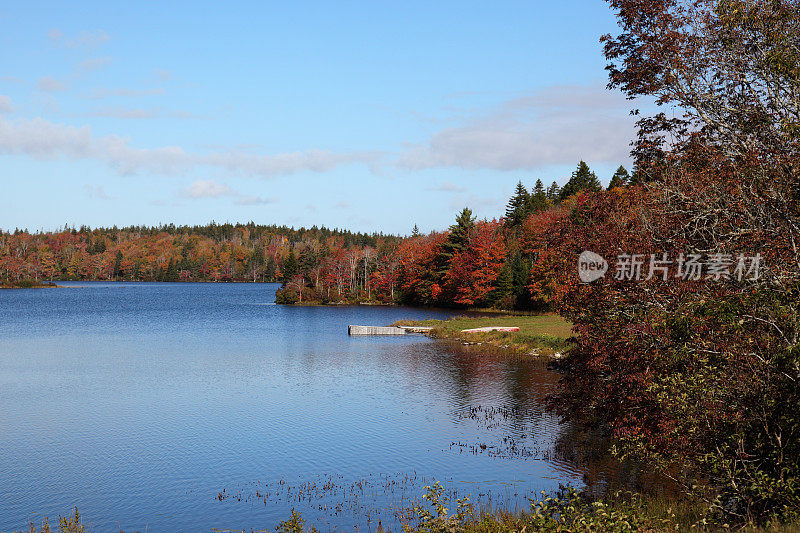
<box><xmin>0</xmin><ymin>282</ymin><xmax>588</xmax><ymax>532</ymax></box>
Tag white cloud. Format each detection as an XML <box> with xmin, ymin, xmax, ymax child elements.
<box><xmin>427</xmin><ymin>181</ymin><xmax>466</xmax><ymax>193</ymax></box>
<box><xmin>38</xmin><ymin>77</ymin><xmax>69</xmax><ymax>92</ymax></box>
<box><xmin>448</xmin><ymin>194</ymin><xmax>501</xmax><ymax>212</ymax></box>
<box><xmin>179</xmin><ymin>180</ymin><xmax>277</xmax><ymax>206</ymax></box>
<box><xmin>200</xmin><ymin>149</ymin><xmax>381</xmax><ymax>178</ymax></box>
<box><xmin>234</xmin><ymin>195</ymin><xmax>277</xmax><ymax>206</ymax></box>
<box><xmin>0</xmin><ymin>95</ymin><xmax>12</xmax><ymax>114</ymax></box>
<box><xmin>334</xmin><ymin>200</ymin><xmax>351</xmax><ymax>209</ymax></box>
<box><xmin>48</xmin><ymin>29</ymin><xmax>110</xmax><ymax>49</ymax></box>
<box><xmin>0</xmin><ymin>115</ymin><xmax>379</xmax><ymax>178</ymax></box>
<box><xmin>180</xmin><ymin>179</ymin><xmax>233</xmax><ymax>199</ymax></box>
<box><xmin>84</xmin><ymin>184</ymin><xmax>113</xmax><ymax>200</ymax></box>
<box><xmin>76</xmin><ymin>57</ymin><xmax>112</xmax><ymax>74</ymax></box>
<box><xmin>88</xmin><ymin>87</ymin><xmax>165</xmax><ymax>99</ymax></box>
<box><xmin>398</xmin><ymin>85</ymin><xmax>636</xmax><ymax>171</ymax></box>
<box><xmin>84</xmin><ymin>106</ymin><xmax>202</xmax><ymax>120</ymax></box>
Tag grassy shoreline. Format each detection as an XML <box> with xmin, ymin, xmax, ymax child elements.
<box><xmin>0</xmin><ymin>279</ymin><xmax>60</xmax><ymax>289</ymax></box>
<box><xmin>394</xmin><ymin>314</ymin><xmax>573</xmax><ymax>358</ymax></box>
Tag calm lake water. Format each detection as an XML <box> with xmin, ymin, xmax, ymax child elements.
<box><xmin>0</xmin><ymin>282</ymin><xmax>589</xmax><ymax>532</ymax></box>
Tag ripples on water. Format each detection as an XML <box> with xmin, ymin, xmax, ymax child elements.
<box><xmin>0</xmin><ymin>282</ymin><xmax>596</xmax><ymax>531</ymax></box>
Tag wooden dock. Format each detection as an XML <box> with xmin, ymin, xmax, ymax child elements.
<box><xmin>348</xmin><ymin>325</ymin><xmax>406</xmax><ymax>335</ymax></box>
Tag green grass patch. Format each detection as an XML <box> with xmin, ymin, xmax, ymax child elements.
<box><xmin>0</xmin><ymin>279</ymin><xmax>59</xmax><ymax>289</ymax></box>
<box><xmin>395</xmin><ymin>314</ymin><xmax>573</xmax><ymax>357</ymax></box>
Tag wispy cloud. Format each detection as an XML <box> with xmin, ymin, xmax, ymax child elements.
<box><xmin>76</xmin><ymin>57</ymin><xmax>113</xmax><ymax>74</ymax></box>
<box><xmin>448</xmin><ymin>194</ymin><xmax>501</xmax><ymax>212</ymax></box>
<box><xmin>179</xmin><ymin>179</ymin><xmax>277</xmax><ymax>206</ymax></box>
<box><xmin>234</xmin><ymin>195</ymin><xmax>276</xmax><ymax>206</ymax></box>
<box><xmin>84</xmin><ymin>106</ymin><xmax>203</xmax><ymax>120</ymax></box>
<box><xmin>87</xmin><ymin>87</ymin><xmax>165</xmax><ymax>100</ymax></box>
<box><xmin>84</xmin><ymin>184</ymin><xmax>113</xmax><ymax>200</ymax></box>
<box><xmin>334</xmin><ymin>200</ymin><xmax>351</xmax><ymax>209</ymax></box>
<box><xmin>48</xmin><ymin>29</ymin><xmax>110</xmax><ymax>49</ymax></box>
<box><xmin>0</xmin><ymin>115</ymin><xmax>380</xmax><ymax>178</ymax></box>
<box><xmin>154</xmin><ymin>69</ymin><xmax>171</xmax><ymax>81</ymax></box>
<box><xmin>427</xmin><ymin>181</ymin><xmax>466</xmax><ymax>193</ymax></box>
<box><xmin>0</xmin><ymin>95</ymin><xmax>12</xmax><ymax>114</ymax></box>
<box><xmin>180</xmin><ymin>179</ymin><xmax>233</xmax><ymax>199</ymax></box>
<box><xmin>201</xmin><ymin>149</ymin><xmax>381</xmax><ymax>178</ymax></box>
<box><xmin>398</xmin><ymin>84</ymin><xmax>636</xmax><ymax>171</ymax></box>
<box><xmin>0</xmin><ymin>76</ymin><xmax>24</xmax><ymax>84</ymax></box>
<box><xmin>37</xmin><ymin>77</ymin><xmax>68</xmax><ymax>92</ymax></box>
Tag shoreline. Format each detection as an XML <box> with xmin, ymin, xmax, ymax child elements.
<box><xmin>393</xmin><ymin>314</ymin><xmax>573</xmax><ymax>358</ymax></box>
<box><xmin>0</xmin><ymin>281</ymin><xmax>61</xmax><ymax>289</ymax></box>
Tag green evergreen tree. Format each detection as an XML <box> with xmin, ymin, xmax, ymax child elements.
<box><xmin>298</xmin><ymin>246</ymin><xmax>319</xmax><ymax>282</ymax></box>
<box><xmin>436</xmin><ymin>208</ymin><xmax>476</xmax><ymax>279</ymax></box>
<box><xmin>510</xmin><ymin>253</ymin><xmax>532</xmax><ymax>308</ymax></box>
<box><xmin>608</xmin><ymin>165</ymin><xmax>630</xmax><ymax>190</ymax></box>
<box><xmin>486</xmin><ymin>263</ymin><xmax>513</xmax><ymax>308</ymax></box>
<box><xmin>530</xmin><ymin>179</ymin><xmax>548</xmax><ymax>213</ymax></box>
<box><xmin>247</xmin><ymin>247</ymin><xmax>265</xmax><ymax>281</ymax></box>
<box><xmin>628</xmin><ymin>165</ymin><xmax>645</xmax><ymax>186</ymax></box>
<box><xmin>411</xmin><ymin>224</ymin><xmax>420</xmax><ymax>237</ymax></box>
<box><xmin>165</xmin><ymin>259</ymin><xmax>179</xmax><ymax>282</ymax></box>
<box><xmin>264</xmin><ymin>255</ymin><xmax>277</xmax><ymax>281</ymax></box>
<box><xmin>546</xmin><ymin>181</ymin><xmax>561</xmax><ymax>202</ymax></box>
<box><xmin>559</xmin><ymin>161</ymin><xmax>602</xmax><ymax>200</ymax></box>
<box><xmin>281</xmin><ymin>249</ymin><xmax>298</xmax><ymax>287</ymax></box>
<box><xmin>113</xmin><ymin>250</ymin><xmax>123</xmax><ymax>279</ymax></box>
<box><xmin>504</xmin><ymin>181</ymin><xmax>531</xmax><ymax>227</ymax></box>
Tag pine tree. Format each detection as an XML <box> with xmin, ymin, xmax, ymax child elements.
<box><xmin>281</xmin><ymin>249</ymin><xmax>298</xmax><ymax>287</ymax></box>
<box><xmin>264</xmin><ymin>255</ymin><xmax>277</xmax><ymax>281</ymax></box>
<box><xmin>510</xmin><ymin>253</ymin><xmax>532</xmax><ymax>308</ymax></box>
<box><xmin>546</xmin><ymin>181</ymin><xmax>561</xmax><ymax>202</ymax></box>
<box><xmin>559</xmin><ymin>161</ymin><xmax>602</xmax><ymax>200</ymax></box>
<box><xmin>504</xmin><ymin>181</ymin><xmax>531</xmax><ymax>227</ymax></box>
<box><xmin>530</xmin><ymin>179</ymin><xmax>548</xmax><ymax>213</ymax></box>
<box><xmin>437</xmin><ymin>208</ymin><xmax>476</xmax><ymax>279</ymax></box>
<box><xmin>629</xmin><ymin>165</ymin><xmax>645</xmax><ymax>186</ymax></box>
<box><xmin>486</xmin><ymin>263</ymin><xmax>513</xmax><ymax>307</ymax></box>
<box><xmin>298</xmin><ymin>246</ymin><xmax>318</xmax><ymax>281</ymax></box>
<box><xmin>608</xmin><ymin>166</ymin><xmax>630</xmax><ymax>190</ymax></box>
<box><xmin>411</xmin><ymin>224</ymin><xmax>420</xmax><ymax>237</ymax></box>
<box><xmin>443</xmin><ymin>208</ymin><xmax>475</xmax><ymax>256</ymax></box>
<box><xmin>165</xmin><ymin>259</ymin><xmax>179</xmax><ymax>282</ymax></box>
<box><xmin>113</xmin><ymin>251</ymin><xmax>123</xmax><ymax>279</ymax></box>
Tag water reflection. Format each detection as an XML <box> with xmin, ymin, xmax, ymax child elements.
<box><xmin>0</xmin><ymin>282</ymin><xmax>622</xmax><ymax>532</ymax></box>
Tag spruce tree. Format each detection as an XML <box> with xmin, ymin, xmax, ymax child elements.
<box><xmin>411</xmin><ymin>224</ymin><xmax>420</xmax><ymax>237</ymax></box>
<box><xmin>264</xmin><ymin>255</ymin><xmax>277</xmax><ymax>281</ymax></box>
<box><xmin>486</xmin><ymin>263</ymin><xmax>513</xmax><ymax>307</ymax></box>
<box><xmin>281</xmin><ymin>249</ymin><xmax>298</xmax><ymax>287</ymax></box>
<box><xmin>443</xmin><ymin>208</ymin><xmax>475</xmax><ymax>255</ymax></box>
<box><xmin>113</xmin><ymin>251</ymin><xmax>123</xmax><ymax>279</ymax></box>
<box><xmin>530</xmin><ymin>179</ymin><xmax>548</xmax><ymax>213</ymax></box>
<box><xmin>559</xmin><ymin>161</ymin><xmax>602</xmax><ymax>200</ymax></box>
<box><xmin>608</xmin><ymin>166</ymin><xmax>630</xmax><ymax>190</ymax></box>
<box><xmin>437</xmin><ymin>208</ymin><xmax>476</xmax><ymax>279</ymax></box>
<box><xmin>505</xmin><ymin>181</ymin><xmax>531</xmax><ymax>228</ymax></box>
<box><xmin>546</xmin><ymin>181</ymin><xmax>561</xmax><ymax>202</ymax></box>
<box><xmin>165</xmin><ymin>259</ymin><xmax>179</xmax><ymax>282</ymax></box>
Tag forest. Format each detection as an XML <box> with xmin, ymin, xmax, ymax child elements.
<box><xmin>4</xmin><ymin>0</ymin><xmax>800</xmax><ymax>527</ymax></box>
<box><xmin>0</xmin><ymin>161</ymin><xmax>610</xmax><ymax>310</ymax></box>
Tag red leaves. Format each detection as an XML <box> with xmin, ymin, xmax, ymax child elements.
<box><xmin>446</xmin><ymin>220</ymin><xmax>506</xmax><ymax>306</ymax></box>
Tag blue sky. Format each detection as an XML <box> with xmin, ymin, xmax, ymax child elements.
<box><xmin>0</xmin><ymin>1</ymin><xmax>638</xmax><ymax>235</ymax></box>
